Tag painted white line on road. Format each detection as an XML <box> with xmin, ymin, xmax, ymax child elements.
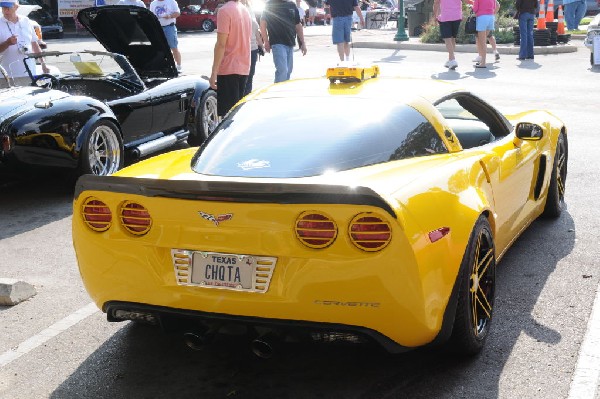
<box><xmin>0</xmin><ymin>302</ymin><xmax>98</xmax><ymax>368</ymax></box>
<box><xmin>568</xmin><ymin>283</ymin><xmax>600</xmax><ymax>399</ymax></box>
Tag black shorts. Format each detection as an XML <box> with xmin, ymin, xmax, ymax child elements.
<box><xmin>217</xmin><ymin>74</ymin><xmax>248</xmax><ymax>117</ymax></box>
<box><xmin>439</xmin><ymin>20</ymin><xmax>461</xmax><ymax>39</ymax></box>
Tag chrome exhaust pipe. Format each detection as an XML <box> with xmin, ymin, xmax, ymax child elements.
<box><xmin>133</xmin><ymin>134</ymin><xmax>178</xmax><ymax>158</ymax></box>
<box><xmin>251</xmin><ymin>332</ymin><xmax>279</xmax><ymax>359</ymax></box>
<box><xmin>183</xmin><ymin>329</ymin><xmax>215</xmax><ymax>351</ymax></box>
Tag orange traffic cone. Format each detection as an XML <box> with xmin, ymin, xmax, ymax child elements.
<box><xmin>557</xmin><ymin>5</ymin><xmax>565</xmax><ymax>34</ymax></box>
<box><xmin>546</xmin><ymin>0</ymin><xmax>555</xmax><ymax>22</ymax></box>
<box><xmin>537</xmin><ymin>0</ymin><xmax>547</xmax><ymax>29</ymax></box>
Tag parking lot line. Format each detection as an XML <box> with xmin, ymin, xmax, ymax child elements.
<box><xmin>568</xmin><ymin>283</ymin><xmax>600</xmax><ymax>399</ymax></box>
<box><xmin>0</xmin><ymin>302</ymin><xmax>98</xmax><ymax>368</ymax></box>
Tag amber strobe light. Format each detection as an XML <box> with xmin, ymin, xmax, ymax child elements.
<box><xmin>295</xmin><ymin>211</ymin><xmax>338</xmax><ymax>248</ymax></box>
<box><xmin>81</xmin><ymin>197</ymin><xmax>112</xmax><ymax>232</ymax></box>
<box><xmin>119</xmin><ymin>201</ymin><xmax>152</xmax><ymax>235</ymax></box>
<box><xmin>349</xmin><ymin>213</ymin><xmax>391</xmax><ymax>251</ymax></box>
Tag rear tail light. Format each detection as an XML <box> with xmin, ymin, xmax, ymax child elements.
<box><xmin>81</xmin><ymin>197</ymin><xmax>112</xmax><ymax>232</ymax></box>
<box><xmin>295</xmin><ymin>211</ymin><xmax>338</xmax><ymax>248</ymax></box>
<box><xmin>349</xmin><ymin>213</ymin><xmax>391</xmax><ymax>252</ymax></box>
<box><xmin>119</xmin><ymin>201</ymin><xmax>152</xmax><ymax>235</ymax></box>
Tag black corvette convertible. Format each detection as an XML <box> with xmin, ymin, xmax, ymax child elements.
<box><xmin>0</xmin><ymin>6</ymin><xmax>218</xmax><ymax>176</ymax></box>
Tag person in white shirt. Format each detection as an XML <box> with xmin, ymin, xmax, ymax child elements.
<box><xmin>119</xmin><ymin>0</ymin><xmax>146</xmax><ymax>7</ymax></box>
<box><xmin>0</xmin><ymin>0</ymin><xmax>47</xmax><ymax>85</ymax></box>
<box><xmin>149</xmin><ymin>0</ymin><xmax>182</xmax><ymax>71</ymax></box>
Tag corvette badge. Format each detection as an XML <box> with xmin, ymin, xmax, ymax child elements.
<box><xmin>198</xmin><ymin>211</ymin><xmax>233</xmax><ymax>226</ymax></box>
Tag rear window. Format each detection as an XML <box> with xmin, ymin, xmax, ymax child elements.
<box><xmin>192</xmin><ymin>97</ymin><xmax>447</xmax><ymax>178</ymax></box>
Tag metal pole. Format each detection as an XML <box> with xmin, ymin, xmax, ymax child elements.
<box><xmin>394</xmin><ymin>0</ymin><xmax>409</xmax><ymax>41</ymax></box>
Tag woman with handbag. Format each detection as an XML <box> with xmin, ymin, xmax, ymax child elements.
<box><xmin>515</xmin><ymin>0</ymin><xmax>538</xmax><ymax>60</ymax></box>
<box><xmin>433</xmin><ymin>0</ymin><xmax>464</xmax><ymax>70</ymax></box>
<box><xmin>472</xmin><ymin>0</ymin><xmax>497</xmax><ymax>68</ymax></box>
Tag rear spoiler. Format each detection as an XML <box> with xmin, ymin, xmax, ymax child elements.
<box><xmin>74</xmin><ymin>175</ymin><xmax>397</xmax><ymax>218</ymax></box>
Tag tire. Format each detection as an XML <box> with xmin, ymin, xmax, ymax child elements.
<box><xmin>446</xmin><ymin>215</ymin><xmax>496</xmax><ymax>356</ymax></box>
<box><xmin>202</xmin><ymin>19</ymin><xmax>215</xmax><ymax>32</ymax></box>
<box><xmin>542</xmin><ymin>131</ymin><xmax>568</xmax><ymax>218</ymax></box>
<box><xmin>79</xmin><ymin>120</ymin><xmax>124</xmax><ymax>176</ymax></box>
<box><xmin>188</xmin><ymin>90</ymin><xmax>218</xmax><ymax>147</ymax></box>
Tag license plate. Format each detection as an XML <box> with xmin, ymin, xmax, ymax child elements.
<box><xmin>171</xmin><ymin>249</ymin><xmax>276</xmax><ymax>293</ymax></box>
<box><xmin>192</xmin><ymin>253</ymin><xmax>254</xmax><ymax>290</ymax></box>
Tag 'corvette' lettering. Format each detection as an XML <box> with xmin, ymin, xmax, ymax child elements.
<box><xmin>314</xmin><ymin>300</ymin><xmax>380</xmax><ymax>308</ymax></box>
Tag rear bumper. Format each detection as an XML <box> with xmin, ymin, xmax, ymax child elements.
<box><xmin>104</xmin><ymin>300</ymin><xmax>411</xmax><ymax>353</ymax></box>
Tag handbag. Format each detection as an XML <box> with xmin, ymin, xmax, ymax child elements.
<box><xmin>464</xmin><ymin>12</ymin><xmax>477</xmax><ymax>34</ymax></box>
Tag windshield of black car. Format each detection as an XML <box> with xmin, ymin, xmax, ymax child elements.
<box><xmin>191</xmin><ymin>97</ymin><xmax>448</xmax><ymax>178</ymax></box>
<box><xmin>24</xmin><ymin>52</ymin><xmax>143</xmax><ymax>86</ymax></box>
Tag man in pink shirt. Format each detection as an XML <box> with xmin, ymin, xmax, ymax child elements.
<box><xmin>433</xmin><ymin>0</ymin><xmax>463</xmax><ymax>70</ymax></box>
<box><xmin>209</xmin><ymin>0</ymin><xmax>252</xmax><ymax>117</ymax></box>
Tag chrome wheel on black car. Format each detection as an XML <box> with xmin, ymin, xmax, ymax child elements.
<box><xmin>188</xmin><ymin>90</ymin><xmax>218</xmax><ymax>146</ymax></box>
<box><xmin>80</xmin><ymin>120</ymin><xmax>123</xmax><ymax>176</ymax></box>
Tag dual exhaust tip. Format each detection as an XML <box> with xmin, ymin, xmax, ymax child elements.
<box><xmin>183</xmin><ymin>330</ymin><xmax>279</xmax><ymax>359</ymax></box>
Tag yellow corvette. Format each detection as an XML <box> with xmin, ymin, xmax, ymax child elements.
<box><xmin>72</xmin><ymin>74</ymin><xmax>567</xmax><ymax>357</ymax></box>
<box><xmin>326</xmin><ymin>63</ymin><xmax>380</xmax><ymax>82</ymax></box>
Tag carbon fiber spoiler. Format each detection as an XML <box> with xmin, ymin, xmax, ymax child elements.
<box><xmin>74</xmin><ymin>175</ymin><xmax>396</xmax><ymax>218</ymax></box>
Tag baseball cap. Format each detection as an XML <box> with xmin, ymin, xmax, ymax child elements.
<box><xmin>0</xmin><ymin>0</ymin><xmax>17</xmax><ymax>7</ymax></box>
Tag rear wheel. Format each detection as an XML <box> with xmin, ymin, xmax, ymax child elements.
<box><xmin>202</xmin><ymin>19</ymin><xmax>215</xmax><ymax>32</ymax></box>
<box><xmin>446</xmin><ymin>215</ymin><xmax>496</xmax><ymax>356</ymax></box>
<box><xmin>542</xmin><ymin>131</ymin><xmax>568</xmax><ymax>218</ymax></box>
<box><xmin>188</xmin><ymin>90</ymin><xmax>218</xmax><ymax>146</ymax></box>
<box><xmin>79</xmin><ymin>120</ymin><xmax>123</xmax><ymax>176</ymax></box>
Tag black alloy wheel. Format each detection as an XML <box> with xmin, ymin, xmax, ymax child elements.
<box><xmin>542</xmin><ymin>131</ymin><xmax>568</xmax><ymax>218</ymax></box>
<box><xmin>447</xmin><ymin>215</ymin><xmax>496</xmax><ymax>356</ymax></box>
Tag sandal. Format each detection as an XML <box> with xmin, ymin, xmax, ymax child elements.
<box><xmin>474</xmin><ymin>62</ymin><xmax>486</xmax><ymax>68</ymax></box>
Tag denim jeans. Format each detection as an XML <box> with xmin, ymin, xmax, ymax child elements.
<box><xmin>564</xmin><ymin>0</ymin><xmax>587</xmax><ymax>30</ymax></box>
<box><xmin>244</xmin><ymin>48</ymin><xmax>259</xmax><ymax>96</ymax></box>
<box><xmin>518</xmin><ymin>12</ymin><xmax>534</xmax><ymax>59</ymax></box>
<box><xmin>271</xmin><ymin>44</ymin><xmax>294</xmax><ymax>83</ymax></box>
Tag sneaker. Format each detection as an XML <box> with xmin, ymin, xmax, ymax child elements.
<box><xmin>176</xmin><ymin>64</ymin><xmax>182</xmax><ymax>72</ymax></box>
<box><xmin>474</xmin><ymin>62</ymin><xmax>486</xmax><ymax>68</ymax></box>
<box><xmin>495</xmin><ymin>52</ymin><xmax>500</xmax><ymax>61</ymax></box>
<box><xmin>473</xmin><ymin>55</ymin><xmax>481</xmax><ymax>63</ymax></box>
<box><xmin>445</xmin><ymin>59</ymin><xmax>458</xmax><ymax>70</ymax></box>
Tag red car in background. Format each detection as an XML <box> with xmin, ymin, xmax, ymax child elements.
<box><xmin>176</xmin><ymin>5</ymin><xmax>217</xmax><ymax>32</ymax></box>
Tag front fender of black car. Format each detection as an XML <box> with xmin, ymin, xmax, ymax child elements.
<box><xmin>4</xmin><ymin>96</ymin><xmax>118</xmax><ymax>169</ymax></box>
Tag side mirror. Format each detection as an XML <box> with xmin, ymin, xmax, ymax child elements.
<box><xmin>515</xmin><ymin>122</ymin><xmax>543</xmax><ymax>141</ymax></box>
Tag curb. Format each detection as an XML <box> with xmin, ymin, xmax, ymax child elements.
<box><xmin>353</xmin><ymin>40</ymin><xmax>579</xmax><ymax>54</ymax></box>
